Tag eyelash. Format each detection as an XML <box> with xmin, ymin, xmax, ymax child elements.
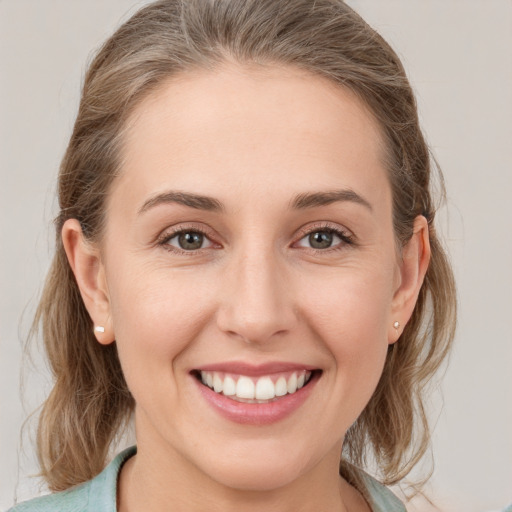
<box><xmin>294</xmin><ymin>222</ymin><xmax>355</xmax><ymax>253</ymax></box>
<box><xmin>156</xmin><ymin>223</ymin><xmax>218</xmax><ymax>256</ymax></box>
<box><xmin>156</xmin><ymin>222</ymin><xmax>355</xmax><ymax>256</ymax></box>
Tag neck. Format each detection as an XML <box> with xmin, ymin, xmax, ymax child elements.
<box><xmin>118</xmin><ymin>442</ymin><xmax>370</xmax><ymax>512</ymax></box>
<box><xmin>117</xmin><ymin>412</ymin><xmax>371</xmax><ymax>512</ymax></box>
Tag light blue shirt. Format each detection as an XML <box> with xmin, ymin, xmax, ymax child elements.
<box><xmin>8</xmin><ymin>446</ymin><xmax>407</xmax><ymax>511</ymax></box>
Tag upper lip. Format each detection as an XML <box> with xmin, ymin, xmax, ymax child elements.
<box><xmin>193</xmin><ymin>361</ymin><xmax>318</xmax><ymax>376</ymax></box>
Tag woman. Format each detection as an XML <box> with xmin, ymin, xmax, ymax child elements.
<box><xmin>9</xmin><ymin>0</ymin><xmax>456</xmax><ymax>511</ymax></box>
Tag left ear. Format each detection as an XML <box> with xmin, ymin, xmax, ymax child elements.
<box><xmin>389</xmin><ymin>215</ymin><xmax>431</xmax><ymax>344</ymax></box>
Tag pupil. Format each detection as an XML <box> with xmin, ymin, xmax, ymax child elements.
<box><xmin>178</xmin><ymin>232</ymin><xmax>203</xmax><ymax>250</ymax></box>
<box><xmin>309</xmin><ymin>231</ymin><xmax>333</xmax><ymax>249</ymax></box>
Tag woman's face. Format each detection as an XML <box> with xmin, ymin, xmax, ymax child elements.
<box><xmin>80</xmin><ymin>64</ymin><xmax>420</xmax><ymax>491</ymax></box>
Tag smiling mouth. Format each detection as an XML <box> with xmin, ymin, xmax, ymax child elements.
<box><xmin>192</xmin><ymin>369</ymin><xmax>318</xmax><ymax>403</ymax></box>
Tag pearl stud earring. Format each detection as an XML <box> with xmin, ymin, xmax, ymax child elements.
<box><xmin>393</xmin><ymin>321</ymin><xmax>400</xmax><ymax>330</ymax></box>
<box><xmin>94</xmin><ymin>325</ymin><xmax>105</xmax><ymax>333</ymax></box>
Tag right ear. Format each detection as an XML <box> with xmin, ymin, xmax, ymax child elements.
<box><xmin>61</xmin><ymin>219</ymin><xmax>115</xmax><ymax>345</ymax></box>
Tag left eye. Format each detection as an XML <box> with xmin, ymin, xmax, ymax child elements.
<box><xmin>296</xmin><ymin>230</ymin><xmax>345</xmax><ymax>250</ymax></box>
<box><xmin>165</xmin><ymin>231</ymin><xmax>214</xmax><ymax>251</ymax></box>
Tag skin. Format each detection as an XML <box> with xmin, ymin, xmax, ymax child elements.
<box><xmin>63</xmin><ymin>64</ymin><xmax>430</xmax><ymax>512</ymax></box>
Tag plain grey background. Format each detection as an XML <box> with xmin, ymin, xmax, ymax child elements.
<box><xmin>1</xmin><ymin>1</ymin><xmax>511</xmax><ymax>511</ymax></box>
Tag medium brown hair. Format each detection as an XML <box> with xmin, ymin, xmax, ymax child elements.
<box><xmin>33</xmin><ymin>0</ymin><xmax>456</xmax><ymax>493</ymax></box>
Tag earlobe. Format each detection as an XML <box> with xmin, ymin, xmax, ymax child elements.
<box><xmin>389</xmin><ymin>215</ymin><xmax>431</xmax><ymax>344</ymax></box>
<box><xmin>61</xmin><ymin>219</ymin><xmax>115</xmax><ymax>345</ymax></box>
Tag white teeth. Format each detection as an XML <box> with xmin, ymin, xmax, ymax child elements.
<box><xmin>236</xmin><ymin>376</ymin><xmax>255</xmax><ymax>399</ymax></box>
<box><xmin>199</xmin><ymin>370</ymin><xmax>313</xmax><ymax>401</ymax></box>
<box><xmin>255</xmin><ymin>376</ymin><xmax>275</xmax><ymax>400</ymax></box>
<box><xmin>213</xmin><ymin>373</ymin><xmax>223</xmax><ymax>393</ymax></box>
<box><xmin>223</xmin><ymin>376</ymin><xmax>236</xmax><ymax>396</ymax></box>
<box><xmin>275</xmin><ymin>376</ymin><xmax>287</xmax><ymax>397</ymax></box>
<box><xmin>287</xmin><ymin>373</ymin><xmax>298</xmax><ymax>394</ymax></box>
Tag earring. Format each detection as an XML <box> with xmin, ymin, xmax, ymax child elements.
<box><xmin>94</xmin><ymin>325</ymin><xmax>105</xmax><ymax>333</ymax></box>
<box><xmin>393</xmin><ymin>321</ymin><xmax>400</xmax><ymax>330</ymax></box>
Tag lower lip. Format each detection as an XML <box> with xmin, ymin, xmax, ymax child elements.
<box><xmin>193</xmin><ymin>372</ymin><xmax>320</xmax><ymax>425</ymax></box>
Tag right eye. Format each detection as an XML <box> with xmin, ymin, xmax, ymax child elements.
<box><xmin>161</xmin><ymin>230</ymin><xmax>214</xmax><ymax>252</ymax></box>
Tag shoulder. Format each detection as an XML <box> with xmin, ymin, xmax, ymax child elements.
<box><xmin>357</xmin><ymin>470</ymin><xmax>407</xmax><ymax>512</ymax></box>
<box><xmin>8</xmin><ymin>446</ymin><xmax>137</xmax><ymax>512</ymax></box>
<box><xmin>7</xmin><ymin>482</ymin><xmax>91</xmax><ymax>512</ymax></box>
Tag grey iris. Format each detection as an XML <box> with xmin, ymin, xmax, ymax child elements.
<box><xmin>179</xmin><ymin>232</ymin><xmax>204</xmax><ymax>250</ymax></box>
<box><xmin>309</xmin><ymin>231</ymin><xmax>333</xmax><ymax>249</ymax></box>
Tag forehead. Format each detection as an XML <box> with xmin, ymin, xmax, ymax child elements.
<box><xmin>115</xmin><ymin>63</ymin><xmax>389</xmax><ymax>213</ymax></box>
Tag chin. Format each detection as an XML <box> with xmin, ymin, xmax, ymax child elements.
<box><xmin>205</xmin><ymin>457</ymin><xmax>307</xmax><ymax>492</ymax></box>
<box><xmin>183</xmin><ymin>434</ymin><xmax>324</xmax><ymax>492</ymax></box>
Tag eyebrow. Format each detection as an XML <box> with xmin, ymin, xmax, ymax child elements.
<box><xmin>138</xmin><ymin>188</ymin><xmax>372</xmax><ymax>215</ymax></box>
<box><xmin>290</xmin><ymin>189</ymin><xmax>373</xmax><ymax>211</ymax></box>
<box><xmin>138</xmin><ymin>191</ymin><xmax>224</xmax><ymax>214</ymax></box>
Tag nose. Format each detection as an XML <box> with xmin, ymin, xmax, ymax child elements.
<box><xmin>216</xmin><ymin>244</ymin><xmax>297</xmax><ymax>345</ymax></box>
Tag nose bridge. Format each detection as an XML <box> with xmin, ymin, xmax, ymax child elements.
<box><xmin>217</xmin><ymin>237</ymin><xmax>295</xmax><ymax>344</ymax></box>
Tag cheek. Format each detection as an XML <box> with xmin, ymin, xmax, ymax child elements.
<box><xmin>300</xmin><ymin>266</ymin><xmax>394</xmax><ymax>393</ymax></box>
<box><xmin>303</xmin><ymin>264</ymin><xmax>394</xmax><ymax>340</ymax></box>
<box><xmin>106</xmin><ymin>265</ymin><xmax>217</xmax><ymax>385</ymax></box>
